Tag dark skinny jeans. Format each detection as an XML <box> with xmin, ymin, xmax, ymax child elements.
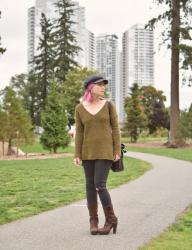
<box><xmin>82</xmin><ymin>160</ymin><xmax>112</xmax><ymax>207</ymax></box>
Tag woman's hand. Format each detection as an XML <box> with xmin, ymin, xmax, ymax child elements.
<box><xmin>74</xmin><ymin>157</ymin><xmax>81</xmax><ymax>166</ymax></box>
<box><xmin>114</xmin><ymin>154</ymin><xmax>120</xmax><ymax>161</ymax></box>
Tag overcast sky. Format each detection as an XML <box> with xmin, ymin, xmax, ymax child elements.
<box><xmin>0</xmin><ymin>0</ymin><xmax>191</xmax><ymax>109</ymax></box>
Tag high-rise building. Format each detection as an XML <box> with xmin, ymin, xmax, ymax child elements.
<box><xmin>96</xmin><ymin>34</ymin><xmax>120</xmax><ymax>112</ymax></box>
<box><xmin>27</xmin><ymin>0</ymin><xmax>95</xmax><ymax>71</ymax></box>
<box><xmin>121</xmin><ymin>23</ymin><xmax>154</xmax><ymax>121</ymax></box>
<box><xmin>85</xmin><ymin>29</ymin><xmax>95</xmax><ymax>69</ymax></box>
<box><xmin>27</xmin><ymin>7</ymin><xmax>35</xmax><ymax>71</ymax></box>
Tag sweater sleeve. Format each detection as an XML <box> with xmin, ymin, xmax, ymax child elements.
<box><xmin>110</xmin><ymin>102</ymin><xmax>121</xmax><ymax>155</ymax></box>
<box><xmin>74</xmin><ymin>106</ymin><xmax>84</xmax><ymax>158</ymax></box>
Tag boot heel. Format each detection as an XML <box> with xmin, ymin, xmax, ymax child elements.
<box><xmin>113</xmin><ymin>223</ymin><xmax>117</xmax><ymax>234</ymax></box>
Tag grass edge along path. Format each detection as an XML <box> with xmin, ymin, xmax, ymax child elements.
<box><xmin>139</xmin><ymin>204</ymin><xmax>192</xmax><ymax>250</ymax></box>
<box><xmin>0</xmin><ymin>156</ymin><xmax>151</xmax><ymax>225</ymax></box>
<box><xmin>126</xmin><ymin>146</ymin><xmax>192</xmax><ymax>162</ymax></box>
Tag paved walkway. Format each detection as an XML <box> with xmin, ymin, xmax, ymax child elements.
<box><xmin>1</xmin><ymin>152</ymin><xmax>192</xmax><ymax>250</ymax></box>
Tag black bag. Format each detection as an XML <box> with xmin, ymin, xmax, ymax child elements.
<box><xmin>108</xmin><ymin>102</ymin><xmax>127</xmax><ymax>172</ymax></box>
<box><xmin>111</xmin><ymin>143</ymin><xmax>126</xmax><ymax>172</ymax></box>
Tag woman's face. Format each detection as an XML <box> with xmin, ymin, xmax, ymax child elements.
<box><xmin>91</xmin><ymin>82</ymin><xmax>106</xmax><ymax>97</ymax></box>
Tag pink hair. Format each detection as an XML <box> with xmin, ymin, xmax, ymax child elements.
<box><xmin>82</xmin><ymin>83</ymin><xmax>95</xmax><ymax>102</ymax></box>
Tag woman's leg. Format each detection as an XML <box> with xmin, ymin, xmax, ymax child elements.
<box><xmin>94</xmin><ymin>160</ymin><xmax>118</xmax><ymax>235</ymax></box>
<box><xmin>94</xmin><ymin>160</ymin><xmax>112</xmax><ymax>206</ymax></box>
<box><xmin>82</xmin><ymin>160</ymin><xmax>97</xmax><ymax>205</ymax></box>
<box><xmin>82</xmin><ymin>160</ymin><xmax>98</xmax><ymax>235</ymax></box>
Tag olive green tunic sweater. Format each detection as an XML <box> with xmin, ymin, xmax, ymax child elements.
<box><xmin>75</xmin><ymin>101</ymin><xmax>121</xmax><ymax>160</ymax></box>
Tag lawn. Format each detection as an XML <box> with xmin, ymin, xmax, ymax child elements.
<box><xmin>126</xmin><ymin>146</ymin><xmax>192</xmax><ymax>162</ymax></box>
<box><xmin>0</xmin><ymin>156</ymin><xmax>151</xmax><ymax>225</ymax></box>
<box><xmin>121</xmin><ymin>136</ymin><xmax>167</xmax><ymax>144</ymax></box>
<box><xmin>140</xmin><ymin>205</ymin><xmax>192</xmax><ymax>250</ymax></box>
<box><xmin>18</xmin><ymin>138</ymin><xmax>74</xmax><ymax>154</ymax></box>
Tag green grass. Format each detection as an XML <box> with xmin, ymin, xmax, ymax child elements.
<box><xmin>126</xmin><ymin>146</ymin><xmax>192</xmax><ymax>162</ymax></box>
<box><xmin>18</xmin><ymin>139</ymin><xmax>74</xmax><ymax>154</ymax></box>
<box><xmin>140</xmin><ymin>205</ymin><xmax>192</xmax><ymax>250</ymax></box>
<box><xmin>121</xmin><ymin>136</ymin><xmax>167</xmax><ymax>144</ymax></box>
<box><xmin>0</xmin><ymin>157</ymin><xmax>151</xmax><ymax>225</ymax></box>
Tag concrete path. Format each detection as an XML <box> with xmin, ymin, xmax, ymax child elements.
<box><xmin>1</xmin><ymin>152</ymin><xmax>192</xmax><ymax>250</ymax></box>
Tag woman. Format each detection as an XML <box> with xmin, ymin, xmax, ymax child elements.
<box><xmin>74</xmin><ymin>75</ymin><xmax>121</xmax><ymax>235</ymax></box>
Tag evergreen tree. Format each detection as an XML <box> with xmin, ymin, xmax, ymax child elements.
<box><xmin>2</xmin><ymin>87</ymin><xmax>34</xmax><ymax>155</ymax></box>
<box><xmin>26</xmin><ymin>72</ymin><xmax>42</xmax><ymax>126</ymax></box>
<box><xmin>15</xmin><ymin>14</ymin><xmax>55</xmax><ymax>126</ymax></box>
<box><xmin>53</xmin><ymin>0</ymin><xmax>81</xmax><ymax>82</ymax></box>
<box><xmin>124</xmin><ymin>83</ymin><xmax>147</xmax><ymax>142</ymax></box>
<box><xmin>40</xmin><ymin>83</ymin><xmax>70</xmax><ymax>153</ymax></box>
<box><xmin>147</xmin><ymin>0</ymin><xmax>192</xmax><ymax>144</ymax></box>
<box><xmin>0</xmin><ymin>11</ymin><xmax>6</xmax><ymax>55</ymax></box>
<box><xmin>34</xmin><ymin>13</ymin><xmax>55</xmax><ymax>110</ymax></box>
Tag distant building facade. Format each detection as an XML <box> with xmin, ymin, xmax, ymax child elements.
<box><xmin>96</xmin><ymin>34</ymin><xmax>120</xmax><ymax>112</ymax></box>
<box><xmin>121</xmin><ymin>23</ymin><xmax>154</xmax><ymax>121</ymax></box>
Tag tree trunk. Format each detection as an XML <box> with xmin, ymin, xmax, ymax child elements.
<box><xmin>53</xmin><ymin>148</ymin><xmax>57</xmax><ymax>153</ymax></box>
<box><xmin>7</xmin><ymin>138</ymin><xmax>12</xmax><ymax>155</ymax></box>
<box><xmin>2</xmin><ymin>140</ymin><xmax>5</xmax><ymax>156</ymax></box>
<box><xmin>170</xmin><ymin>0</ymin><xmax>180</xmax><ymax>145</ymax></box>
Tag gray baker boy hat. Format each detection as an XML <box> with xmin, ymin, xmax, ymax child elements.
<box><xmin>84</xmin><ymin>75</ymin><xmax>108</xmax><ymax>89</ymax></box>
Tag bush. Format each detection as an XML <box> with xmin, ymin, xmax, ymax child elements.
<box><xmin>176</xmin><ymin>104</ymin><xmax>192</xmax><ymax>143</ymax></box>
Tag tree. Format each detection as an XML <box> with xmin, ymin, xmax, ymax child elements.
<box><xmin>53</xmin><ymin>0</ymin><xmax>81</xmax><ymax>82</ymax></box>
<box><xmin>0</xmin><ymin>105</ymin><xmax>8</xmax><ymax>155</ymax></box>
<box><xmin>12</xmin><ymin>14</ymin><xmax>55</xmax><ymax>126</ymax></box>
<box><xmin>176</xmin><ymin>104</ymin><xmax>192</xmax><ymax>142</ymax></box>
<box><xmin>40</xmin><ymin>83</ymin><xmax>70</xmax><ymax>153</ymax></box>
<box><xmin>0</xmin><ymin>11</ymin><xmax>6</xmax><ymax>55</ymax></box>
<box><xmin>10</xmin><ymin>72</ymin><xmax>41</xmax><ymax>126</ymax></box>
<box><xmin>140</xmin><ymin>86</ymin><xmax>169</xmax><ymax>134</ymax></box>
<box><xmin>124</xmin><ymin>83</ymin><xmax>147</xmax><ymax>142</ymax></box>
<box><xmin>10</xmin><ymin>74</ymin><xmax>29</xmax><ymax>109</ymax></box>
<box><xmin>149</xmin><ymin>100</ymin><xmax>170</xmax><ymax>134</ymax></box>
<box><xmin>34</xmin><ymin>13</ymin><xmax>55</xmax><ymax>110</ymax></box>
<box><xmin>147</xmin><ymin>0</ymin><xmax>192</xmax><ymax>145</ymax></box>
<box><xmin>27</xmin><ymin>71</ymin><xmax>44</xmax><ymax>126</ymax></box>
<box><xmin>2</xmin><ymin>87</ymin><xmax>34</xmax><ymax>155</ymax></box>
<box><xmin>60</xmin><ymin>67</ymin><xmax>98</xmax><ymax>125</ymax></box>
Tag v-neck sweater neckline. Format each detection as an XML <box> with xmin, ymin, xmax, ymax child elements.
<box><xmin>81</xmin><ymin>101</ymin><xmax>107</xmax><ymax>116</ymax></box>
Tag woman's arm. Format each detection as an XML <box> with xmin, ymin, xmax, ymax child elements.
<box><xmin>74</xmin><ymin>107</ymin><xmax>84</xmax><ymax>160</ymax></box>
<box><xmin>110</xmin><ymin>103</ymin><xmax>121</xmax><ymax>157</ymax></box>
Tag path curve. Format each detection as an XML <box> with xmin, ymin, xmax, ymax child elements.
<box><xmin>0</xmin><ymin>152</ymin><xmax>192</xmax><ymax>250</ymax></box>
